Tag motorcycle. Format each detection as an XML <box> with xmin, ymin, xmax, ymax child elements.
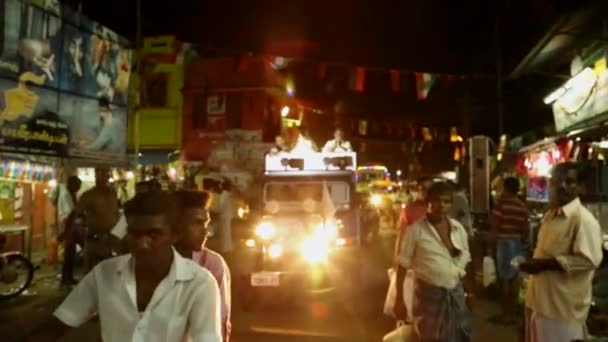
<box><xmin>0</xmin><ymin>233</ymin><xmax>35</xmax><ymax>300</ymax></box>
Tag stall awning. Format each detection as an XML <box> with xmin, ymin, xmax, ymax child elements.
<box><xmin>519</xmin><ymin>136</ymin><xmax>563</xmax><ymax>153</ymax></box>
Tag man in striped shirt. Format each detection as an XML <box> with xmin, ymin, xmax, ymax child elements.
<box><xmin>490</xmin><ymin>176</ymin><xmax>530</xmax><ymax>325</ymax></box>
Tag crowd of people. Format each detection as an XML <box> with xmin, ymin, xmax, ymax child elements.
<box><xmin>27</xmin><ymin>169</ymin><xmax>232</xmax><ymax>341</ymax></box>
<box><xmin>387</xmin><ymin>162</ymin><xmax>603</xmax><ymax>342</ymax></box>
<box><xmin>16</xmin><ymin>150</ymin><xmax>604</xmax><ymax>342</ymax></box>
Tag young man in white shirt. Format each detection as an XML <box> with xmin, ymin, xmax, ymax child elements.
<box><xmin>522</xmin><ymin>162</ymin><xmax>603</xmax><ymax>342</ymax></box>
<box><xmin>395</xmin><ymin>181</ymin><xmax>472</xmax><ymax>341</ymax></box>
<box><xmin>28</xmin><ymin>191</ymin><xmax>222</xmax><ymax>342</ymax></box>
<box><xmin>174</xmin><ymin>191</ymin><xmax>232</xmax><ymax>341</ymax></box>
<box><xmin>322</xmin><ymin>128</ymin><xmax>353</xmax><ymax>153</ymax></box>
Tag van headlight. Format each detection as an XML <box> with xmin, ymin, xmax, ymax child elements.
<box><xmin>315</xmin><ymin>221</ymin><xmax>338</xmax><ymax>241</ymax></box>
<box><xmin>370</xmin><ymin>194</ymin><xmax>383</xmax><ymax>207</ymax></box>
<box><xmin>300</xmin><ymin>236</ymin><xmax>329</xmax><ymax>264</ymax></box>
<box><xmin>255</xmin><ymin>222</ymin><xmax>276</xmax><ymax>240</ymax></box>
<box><xmin>268</xmin><ymin>244</ymin><xmax>283</xmax><ymax>258</ymax></box>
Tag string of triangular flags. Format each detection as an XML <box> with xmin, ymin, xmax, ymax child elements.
<box><xmin>236</xmin><ymin>53</ymin><xmax>492</xmax><ymax>100</ymax></box>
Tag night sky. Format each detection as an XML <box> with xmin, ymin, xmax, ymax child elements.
<box><xmin>66</xmin><ymin>0</ymin><xmax>602</xmax><ymax>138</ymax></box>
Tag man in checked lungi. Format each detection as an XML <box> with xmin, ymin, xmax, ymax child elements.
<box><xmin>395</xmin><ymin>181</ymin><xmax>472</xmax><ymax>342</ymax></box>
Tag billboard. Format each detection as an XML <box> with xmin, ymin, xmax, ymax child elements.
<box><xmin>0</xmin><ymin>0</ymin><xmax>132</xmax><ymax>161</ymax></box>
<box><xmin>551</xmin><ymin>59</ymin><xmax>608</xmax><ymax>132</ymax></box>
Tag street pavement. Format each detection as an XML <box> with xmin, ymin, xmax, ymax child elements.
<box><xmin>0</xmin><ymin>229</ymin><xmax>521</xmax><ymax>342</ymax></box>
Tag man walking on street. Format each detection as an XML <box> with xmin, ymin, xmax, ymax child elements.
<box><xmin>490</xmin><ymin>177</ymin><xmax>529</xmax><ymax>325</ymax></box>
<box><xmin>74</xmin><ymin>167</ymin><xmax>120</xmax><ymax>269</ymax></box>
<box><xmin>394</xmin><ymin>176</ymin><xmax>432</xmax><ymax>260</ymax></box>
<box><xmin>27</xmin><ymin>191</ymin><xmax>222</xmax><ymax>342</ymax></box>
<box><xmin>395</xmin><ymin>182</ymin><xmax>472</xmax><ymax>341</ymax></box>
<box><xmin>174</xmin><ymin>190</ymin><xmax>232</xmax><ymax>341</ymax></box>
<box><xmin>59</xmin><ymin>175</ymin><xmax>82</xmax><ymax>286</ymax></box>
<box><xmin>522</xmin><ymin>162</ymin><xmax>603</xmax><ymax>342</ymax></box>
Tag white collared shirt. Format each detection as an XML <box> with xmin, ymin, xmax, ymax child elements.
<box><xmin>398</xmin><ymin>216</ymin><xmax>471</xmax><ymax>289</ymax></box>
<box><xmin>526</xmin><ymin>198</ymin><xmax>603</xmax><ymax>323</ymax></box>
<box><xmin>54</xmin><ymin>249</ymin><xmax>222</xmax><ymax>342</ymax></box>
<box><xmin>322</xmin><ymin>139</ymin><xmax>353</xmax><ymax>153</ymax></box>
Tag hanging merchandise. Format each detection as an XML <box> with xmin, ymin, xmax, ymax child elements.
<box><xmin>0</xmin><ymin>160</ymin><xmax>55</xmax><ymax>183</ymax></box>
<box><xmin>415</xmin><ymin>73</ymin><xmax>438</xmax><ymax>100</ymax></box>
<box><xmin>13</xmin><ymin>183</ymin><xmax>23</xmax><ymax>224</ymax></box>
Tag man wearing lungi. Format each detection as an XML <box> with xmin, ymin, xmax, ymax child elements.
<box><xmin>396</xmin><ymin>181</ymin><xmax>472</xmax><ymax>342</ymax></box>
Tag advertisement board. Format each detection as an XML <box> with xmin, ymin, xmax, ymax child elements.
<box><xmin>0</xmin><ymin>0</ymin><xmax>132</xmax><ymax>162</ymax></box>
<box><xmin>551</xmin><ymin>59</ymin><xmax>608</xmax><ymax>132</ymax></box>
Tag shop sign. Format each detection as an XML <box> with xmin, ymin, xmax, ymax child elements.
<box><xmin>0</xmin><ymin>0</ymin><xmax>132</xmax><ymax>162</ymax></box>
<box><xmin>547</xmin><ymin>57</ymin><xmax>608</xmax><ymax>132</ymax></box>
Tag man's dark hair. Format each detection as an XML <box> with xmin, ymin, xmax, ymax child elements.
<box><xmin>417</xmin><ymin>175</ymin><xmax>431</xmax><ymax>184</ymax></box>
<box><xmin>426</xmin><ymin>181</ymin><xmax>454</xmax><ymax>202</ymax></box>
<box><xmin>98</xmin><ymin>97</ymin><xmax>110</xmax><ymax>109</ymax></box>
<box><xmin>174</xmin><ymin>190</ymin><xmax>211</xmax><ymax>211</ymax></box>
<box><xmin>222</xmin><ymin>180</ymin><xmax>233</xmax><ymax>192</ymax></box>
<box><xmin>67</xmin><ymin>175</ymin><xmax>81</xmax><ymax>190</ymax></box>
<box><xmin>124</xmin><ymin>191</ymin><xmax>177</xmax><ymax>229</ymax></box>
<box><xmin>553</xmin><ymin>162</ymin><xmax>582</xmax><ymax>183</ymax></box>
<box><xmin>503</xmin><ymin>177</ymin><xmax>520</xmax><ymax>195</ymax></box>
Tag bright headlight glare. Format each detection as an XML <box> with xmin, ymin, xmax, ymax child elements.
<box><xmin>325</xmin><ymin>221</ymin><xmax>338</xmax><ymax>240</ymax></box>
<box><xmin>370</xmin><ymin>194</ymin><xmax>382</xmax><ymax>207</ymax></box>
<box><xmin>255</xmin><ymin>222</ymin><xmax>276</xmax><ymax>240</ymax></box>
<box><xmin>300</xmin><ymin>236</ymin><xmax>329</xmax><ymax>263</ymax></box>
<box><xmin>268</xmin><ymin>244</ymin><xmax>283</xmax><ymax>258</ymax></box>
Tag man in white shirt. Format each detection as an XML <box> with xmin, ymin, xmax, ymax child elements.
<box><xmin>174</xmin><ymin>191</ymin><xmax>232</xmax><ymax>341</ymax></box>
<box><xmin>28</xmin><ymin>191</ymin><xmax>222</xmax><ymax>342</ymax></box>
<box><xmin>322</xmin><ymin>128</ymin><xmax>353</xmax><ymax>153</ymax></box>
<box><xmin>522</xmin><ymin>162</ymin><xmax>603</xmax><ymax>342</ymax></box>
<box><xmin>395</xmin><ymin>181</ymin><xmax>472</xmax><ymax>341</ymax></box>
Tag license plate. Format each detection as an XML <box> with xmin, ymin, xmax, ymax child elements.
<box><xmin>251</xmin><ymin>272</ymin><xmax>280</xmax><ymax>287</ymax></box>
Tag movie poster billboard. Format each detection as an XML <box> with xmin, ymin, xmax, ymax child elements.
<box><xmin>58</xmin><ymin>93</ymin><xmax>126</xmax><ymax>161</ymax></box>
<box><xmin>0</xmin><ymin>0</ymin><xmax>132</xmax><ymax>162</ymax></box>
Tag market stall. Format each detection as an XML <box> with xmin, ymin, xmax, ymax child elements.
<box><xmin>0</xmin><ymin>158</ymin><xmax>58</xmax><ymax>259</ymax></box>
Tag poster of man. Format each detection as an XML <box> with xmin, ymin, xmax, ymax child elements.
<box><xmin>58</xmin><ymin>94</ymin><xmax>126</xmax><ymax>161</ymax></box>
<box><xmin>0</xmin><ymin>0</ymin><xmax>131</xmax><ymax>161</ymax></box>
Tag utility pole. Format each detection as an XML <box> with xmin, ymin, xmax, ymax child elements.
<box><xmin>495</xmin><ymin>14</ymin><xmax>504</xmax><ymax>137</ymax></box>
<box><xmin>134</xmin><ymin>0</ymin><xmax>142</xmax><ymax>168</ymax></box>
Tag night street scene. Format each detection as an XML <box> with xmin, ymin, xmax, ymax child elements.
<box><xmin>3</xmin><ymin>0</ymin><xmax>608</xmax><ymax>341</ymax></box>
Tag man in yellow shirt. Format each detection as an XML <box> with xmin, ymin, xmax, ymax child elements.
<box><xmin>521</xmin><ymin>162</ymin><xmax>603</xmax><ymax>342</ymax></box>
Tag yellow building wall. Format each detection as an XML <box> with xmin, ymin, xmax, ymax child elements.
<box><xmin>127</xmin><ymin>36</ymin><xmax>184</xmax><ymax>149</ymax></box>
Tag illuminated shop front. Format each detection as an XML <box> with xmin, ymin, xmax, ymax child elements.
<box><xmin>0</xmin><ymin>157</ymin><xmax>57</xmax><ymax>258</ymax></box>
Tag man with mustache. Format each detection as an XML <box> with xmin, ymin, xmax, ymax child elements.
<box><xmin>522</xmin><ymin>162</ymin><xmax>603</xmax><ymax>342</ymax></box>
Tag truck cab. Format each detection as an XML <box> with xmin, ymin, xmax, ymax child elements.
<box><xmin>240</xmin><ymin>152</ymin><xmax>360</xmax><ymax>309</ymax></box>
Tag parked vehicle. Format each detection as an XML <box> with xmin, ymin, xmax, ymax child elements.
<box><xmin>0</xmin><ymin>233</ymin><xmax>34</xmax><ymax>300</ymax></box>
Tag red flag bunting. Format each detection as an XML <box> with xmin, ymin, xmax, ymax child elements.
<box><xmin>319</xmin><ymin>63</ymin><xmax>327</xmax><ymax>79</ymax></box>
<box><xmin>237</xmin><ymin>55</ymin><xmax>250</xmax><ymax>72</ymax></box>
<box><xmin>390</xmin><ymin>69</ymin><xmax>400</xmax><ymax>92</ymax></box>
<box><xmin>349</xmin><ymin>67</ymin><xmax>366</xmax><ymax>92</ymax></box>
